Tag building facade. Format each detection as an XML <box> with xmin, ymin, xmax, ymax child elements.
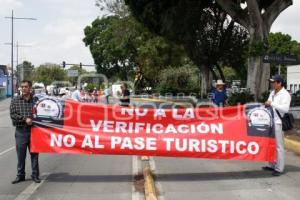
<box><xmin>0</xmin><ymin>65</ymin><xmax>14</xmax><ymax>97</ymax></box>
<box><xmin>287</xmin><ymin>65</ymin><xmax>300</xmax><ymax>94</ymax></box>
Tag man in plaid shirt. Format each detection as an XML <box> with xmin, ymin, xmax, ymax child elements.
<box><xmin>10</xmin><ymin>80</ymin><xmax>40</xmax><ymax>184</ymax></box>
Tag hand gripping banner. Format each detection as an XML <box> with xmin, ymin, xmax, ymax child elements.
<box><xmin>31</xmin><ymin>95</ymin><xmax>276</xmax><ymax>162</ymax></box>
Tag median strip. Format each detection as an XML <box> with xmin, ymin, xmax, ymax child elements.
<box><xmin>143</xmin><ymin>166</ymin><xmax>157</xmax><ymax>200</ymax></box>
<box><xmin>285</xmin><ymin>137</ymin><xmax>300</xmax><ymax>155</ymax></box>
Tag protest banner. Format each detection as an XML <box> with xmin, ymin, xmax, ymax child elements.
<box><xmin>31</xmin><ymin>95</ymin><xmax>276</xmax><ymax>162</ymax></box>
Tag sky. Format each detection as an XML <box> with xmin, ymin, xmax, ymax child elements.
<box><xmin>0</xmin><ymin>0</ymin><xmax>102</xmax><ymax>71</ymax></box>
<box><xmin>0</xmin><ymin>0</ymin><xmax>300</xmax><ymax>71</ymax></box>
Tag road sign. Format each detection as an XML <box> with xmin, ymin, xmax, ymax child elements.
<box><xmin>67</xmin><ymin>70</ymin><xmax>79</xmax><ymax>77</ymax></box>
<box><xmin>263</xmin><ymin>54</ymin><xmax>299</xmax><ymax>65</ymax></box>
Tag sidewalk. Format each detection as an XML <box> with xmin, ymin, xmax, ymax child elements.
<box><xmin>285</xmin><ymin>119</ymin><xmax>300</xmax><ymax>155</ymax></box>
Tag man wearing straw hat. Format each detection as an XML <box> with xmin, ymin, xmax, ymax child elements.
<box><xmin>212</xmin><ymin>80</ymin><xmax>228</xmax><ymax>107</ymax></box>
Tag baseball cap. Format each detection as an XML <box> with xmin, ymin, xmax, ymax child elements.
<box><xmin>269</xmin><ymin>74</ymin><xmax>283</xmax><ymax>83</ymax></box>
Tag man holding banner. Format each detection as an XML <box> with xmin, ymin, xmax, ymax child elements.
<box><xmin>10</xmin><ymin>80</ymin><xmax>40</xmax><ymax>184</ymax></box>
<box><xmin>264</xmin><ymin>75</ymin><xmax>291</xmax><ymax>176</ymax></box>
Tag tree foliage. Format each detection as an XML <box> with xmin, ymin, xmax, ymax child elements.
<box><xmin>96</xmin><ymin>0</ymin><xmax>129</xmax><ymax>17</ymax></box>
<box><xmin>268</xmin><ymin>32</ymin><xmax>300</xmax><ymax>56</ymax></box>
<box><xmin>216</xmin><ymin>0</ymin><xmax>293</xmax><ymax>99</ymax></box>
<box><xmin>155</xmin><ymin>64</ymin><xmax>200</xmax><ymax>95</ymax></box>
<box><xmin>268</xmin><ymin>32</ymin><xmax>300</xmax><ymax>77</ymax></box>
<box><xmin>32</xmin><ymin>64</ymin><xmax>67</xmax><ymax>86</ymax></box>
<box><xmin>83</xmin><ymin>0</ymin><xmax>188</xmax><ymax>86</ymax></box>
<box><xmin>125</xmin><ymin>0</ymin><xmax>249</xmax><ymax>87</ymax></box>
<box><xmin>16</xmin><ymin>61</ymin><xmax>34</xmax><ymax>82</ymax></box>
<box><xmin>126</xmin><ymin>0</ymin><xmax>293</xmax><ymax>99</ymax></box>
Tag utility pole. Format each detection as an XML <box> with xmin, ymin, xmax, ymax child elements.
<box><xmin>5</xmin><ymin>10</ymin><xmax>36</xmax><ymax>97</ymax></box>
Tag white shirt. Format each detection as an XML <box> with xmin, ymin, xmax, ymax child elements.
<box><xmin>104</xmin><ymin>88</ymin><xmax>111</xmax><ymax>96</ymax></box>
<box><xmin>268</xmin><ymin>87</ymin><xmax>291</xmax><ymax>124</ymax></box>
<box><xmin>71</xmin><ymin>90</ymin><xmax>82</xmax><ymax>102</ymax></box>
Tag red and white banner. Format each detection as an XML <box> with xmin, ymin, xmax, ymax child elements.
<box><xmin>31</xmin><ymin>95</ymin><xmax>276</xmax><ymax>162</ymax></box>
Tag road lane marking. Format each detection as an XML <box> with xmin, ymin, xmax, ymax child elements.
<box><xmin>14</xmin><ymin>173</ymin><xmax>50</xmax><ymax>200</ymax></box>
<box><xmin>132</xmin><ymin>155</ymin><xmax>139</xmax><ymax>176</ymax></box>
<box><xmin>0</xmin><ymin>146</ymin><xmax>15</xmax><ymax>157</ymax></box>
<box><xmin>149</xmin><ymin>157</ymin><xmax>156</xmax><ymax>172</ymax></box>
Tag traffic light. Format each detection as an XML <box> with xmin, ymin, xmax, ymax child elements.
<box><xmin>62</xmin><ymin>61</ymin><xmax>66</xmax><ymax>68</ymax></box>
<box><xmin>80</xmin><ymin>62</ymin><xmax>82</xmax><ymax>69</ymax></box>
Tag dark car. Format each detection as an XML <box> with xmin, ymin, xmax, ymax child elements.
<box><xmin>291</xmin><ymin>90</ymin><xmax>300</xmax><ymax>107</ymax></box>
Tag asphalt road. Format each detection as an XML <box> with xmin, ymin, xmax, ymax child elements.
<box><xmin>152</xmin><ymin>154</ymin><xmax>300</xmax><ymax>200</ymax></box>
<box><xmin>0</xmin><ymin>98</ymin><xmax>300</xmax><ymax>200</ymax></box>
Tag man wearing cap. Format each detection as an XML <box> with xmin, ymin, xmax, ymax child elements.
<box><xmin>263</xmin><ymin>75</ymin><xmax>291</xmax><ymax>176</ymax></box>
<box><xmin>212</xmin><ymin>80</ymin><xmax>228</xmax><ymax>107</ymax></box>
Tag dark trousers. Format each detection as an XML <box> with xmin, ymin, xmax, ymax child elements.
<box><xmin>105</xmin><ymin>95</ymin><xmax>110</xmax><ymax>104</ymax></box>
<box><xmin>15</xmin><ymin>127</ymin><xmax>39</xmax><ymax>178</ymax></box>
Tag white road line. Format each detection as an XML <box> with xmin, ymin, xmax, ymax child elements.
<box><xmin>0</xmin><ymin>146</ymin><xmax>15</xmax><ymax>156</ymax></box>
<box><xmin>132</xmin><ymin>155</ymin><xmax>139</xmax><ymax>176</ymax></box>
<box><xmin>149</xmin><ymin>156</ymin><xmax>156</xmax><ymax>172</ymax></box>
<box><xmin>132</xmin><ymin>156</ymin><xmax>143</xmax><ymax>200</ymax></box>
<box><xmin>14</xmin><ymin>173</ymin><xmax>50</xmax><ymax>200</ymax></box>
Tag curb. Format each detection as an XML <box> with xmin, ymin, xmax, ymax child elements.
<box><xmin>143</xmin><ymin>166</ymin><xmax>157</xmax><ymax>200</ymax></box>
<box><xmin>285</xmin><ymin>137</ymin><xmax>300</xmax><ymax>155</ymax></box>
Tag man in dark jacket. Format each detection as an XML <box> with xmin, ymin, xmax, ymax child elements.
<box><xmin>118</xmin><ymin>83</ymin><xmax>130</xmax><ymax>107</ymax></box>
<box><xmin>10</xmin><ymin>80</ymin><xmax>40</xmax><ymax>184</ymax></box>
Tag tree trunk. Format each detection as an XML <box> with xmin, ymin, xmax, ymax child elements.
<box><xmin>200</xmin><ymin>66</ymin><xmax>212</xmax><ymax>98</ymax></box>
<box><xmin>247</xmin><ymin>26</ymin><xmax>270</xmax><ymax>100</ymax></box>
<box><xmin>215</xmin><ymin>64</ymin><xmax>226</xmax><ymax>82</ymax></box>
<box><xmin>216</xmin><ymin>0</ymin><xmax>292</xmax><ymax>101</ymax></box>
<box><xmin>209</xmin><ymin>67</ymin><xmax>218</xmax><ymax>81</ymax></box>
<box><xmin>247</xmin><ymin>59</ymin><xmax>270</xmax><ymax>100</ymax></box>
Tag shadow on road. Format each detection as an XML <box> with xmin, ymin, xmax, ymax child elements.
<box><xmin>154</xmin><ymin>165</ymin><xmax>300</xmax><ymax>181</ymax></box>
<box><xmin>46</xmin><ymin>173</ymin><xmax>132</xmax><ymax>183</ymax></box>
<box><xmin>44</xmin><ymin>165</ymin><xmax>300</xmax><ymax>183</ymax></box>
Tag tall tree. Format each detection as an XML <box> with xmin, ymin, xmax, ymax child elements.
<box><xmin>126</xmin><ymin>0</ymin><xmax>293</xmax><ymax>99</ymax></box>
<box><xmin>84</xmin><ymin>0</ymin><xmax>188</xmax><ymax>86</ymax></box>
<box><xmin>215</xmin><ymin>0</ymin><xmax>293</xmax><ymax>99</ymax></box>
<box><xmin>125</xmin><ymin>0</ymin><xmax>249</xmax><ymax>94</ymax></box>
<box><xmin>83</xmin><ymin>16</ymin><xmax>135</xmax><ymax>80</ymax></box>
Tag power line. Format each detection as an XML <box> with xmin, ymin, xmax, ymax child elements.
<box><xmin>4</xmin><ymin>10</ymin><xmax>37</xmax><ymax>97</ymax></box>
<box><xmin>4</xmin><ymin>42</ymin><xmax>32</xmax><ymax>66</ymax></box>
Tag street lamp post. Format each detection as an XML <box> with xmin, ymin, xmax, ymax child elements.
<box><xmin>5</xmin><ymin>10</ymin><xmax>36</xmax><ymax>97</ymax></box>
